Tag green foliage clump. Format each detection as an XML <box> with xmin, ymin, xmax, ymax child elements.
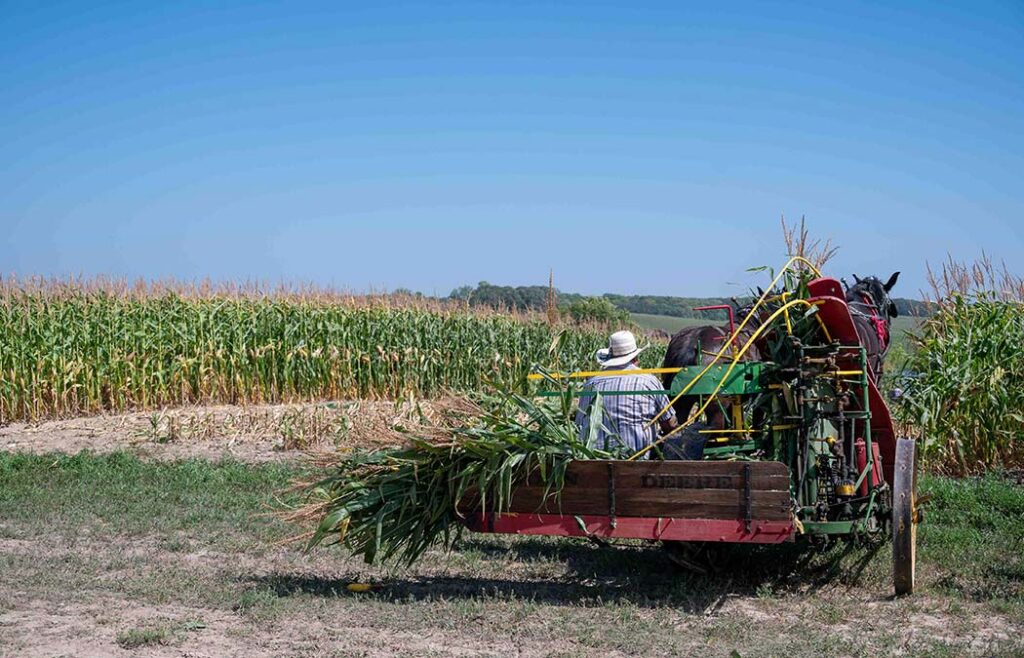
<box><xmin>296</xmin><ymin>389</ymin><xmax>622</xmax><ymax>566</ymax></box>
<box><xmin>565</xmin><ymin>297</ymin><xmax>630</xmax><ymax>325</ymax></box>
<box><xmin>896</xmin><ymin>294</ymin><xmax>1024</xmax><ymax>473</ymax></box>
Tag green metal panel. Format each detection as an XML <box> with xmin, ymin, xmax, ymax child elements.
<box><xmin>668</xmin><ymin>362</ymin><xmax>764</xmax><ymax>397</ymax></box>
<box><xmin>702</xmin><ymin>441</ymin><xmax>758</xmax><ymax>456</ymax></box>
<box><xmin>800</xmin><ymin>521</ymin><xmax>858</xmax><ymax>536</ymax></box>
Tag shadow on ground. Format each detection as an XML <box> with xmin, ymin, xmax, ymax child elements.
<box><xmin>244</xmin><ymin>535</ymin><xmax>886</xmax><ymax>613</ymax></box>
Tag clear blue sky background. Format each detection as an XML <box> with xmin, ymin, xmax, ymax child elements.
<box><xmin>2</xmin><ymin>1</ymin><xmax>1022</xmax><ymax>298</ymax></box>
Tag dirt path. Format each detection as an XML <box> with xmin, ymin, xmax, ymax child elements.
<box><xmin>0</xmin><ymin>399</ymin><xmax>465</xmax><ymax>462</ymax></box>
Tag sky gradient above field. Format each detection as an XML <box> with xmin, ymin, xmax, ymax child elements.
<box><xmin>2</xmin><ymin>1</ymin><xmax>1022</xmax><ymax>297</ymax></box>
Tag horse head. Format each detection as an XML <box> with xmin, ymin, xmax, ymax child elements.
<box><xmin>847</xmin><ymin>272</ymin><xmax>900</xmax><ymax>320</ymax></box>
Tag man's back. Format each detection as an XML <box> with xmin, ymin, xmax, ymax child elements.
<box><xmin>575</xmin><ymin>363</ymin><xmax>675</xmax><ymax>455</ymax></box>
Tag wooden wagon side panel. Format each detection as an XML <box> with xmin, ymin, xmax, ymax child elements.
<box><xmin>502</xmin><ymin>460</ymin><xmax>791</xmax><ymax>521</ymax></box>
<box><xmin>461</xmin><ymin>460</ymin><xmax>796</xmax><ymax>543</ymax></box>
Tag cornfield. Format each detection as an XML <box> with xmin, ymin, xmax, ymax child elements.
<box><xmin>895</xmin><ymin>256</ymin><xmax>1024</xmax><ymax>473</ymax></box>
<box><xmin>0</xmin><ymin>278</ymin><xmax>663</xmax><ymax>422</ymax></box>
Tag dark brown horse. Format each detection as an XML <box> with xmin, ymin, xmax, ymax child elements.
<box><xmin>660</xmin><ymin>306</ymin><xmax>762</xmax><ymax>429</ymax></box>
<box><xmin>845</xmin><ymin>272</ymin><xmax>900</xmax><ymax>382</ymax></box>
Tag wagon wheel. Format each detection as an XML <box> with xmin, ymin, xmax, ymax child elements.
<box><xmin>893</xmin><ymin>438</ymin><xmax>918</xmax><ymax>596</ymax></box>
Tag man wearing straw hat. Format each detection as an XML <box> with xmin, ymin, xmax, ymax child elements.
<box><xmin>575</xmin><ymin>330</ymin><xmax>678</xmax><ymax>457</ymax></box>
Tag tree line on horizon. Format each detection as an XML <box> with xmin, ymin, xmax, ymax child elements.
<box><xmin>447</xmin><ymin>282</ymin><xmax>932</xmax><ymax>319</ymax></box>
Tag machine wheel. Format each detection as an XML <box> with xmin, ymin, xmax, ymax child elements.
<box><xmin>893</xmin><ymin>438</ymin><xmax>918</xmax><ymax>596</ymax></box>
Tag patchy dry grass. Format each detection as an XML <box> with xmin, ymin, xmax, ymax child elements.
<box><xmin>0</xmin><ymin>399</ymin><xmax>470</xmax><ymax>462</ymax></box>
<box><xmin>0</xmin><ymin>452</ymin><xmax>1021</xmax><ymax>657</ymax></box>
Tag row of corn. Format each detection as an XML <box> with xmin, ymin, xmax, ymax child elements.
<box><xmin>896</xmin><ymin>292</ymin><xmax>1024</xmax><ymax>473</ymax></box>
<box><xmin>0</xmin><ymin>286</ymin><xmax>663</xmax><ymax>422</ymax></box>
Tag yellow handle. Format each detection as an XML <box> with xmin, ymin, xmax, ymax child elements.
<box><xmin>527</xmin><ymin>367</ymin><xmax>682</xmax><ymax>380</ymax></box>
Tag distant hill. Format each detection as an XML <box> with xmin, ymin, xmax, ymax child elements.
<box><xmin>449</xmin><ymin>282</ymin><xmax>931</xmax><ymax>319</ymax></box>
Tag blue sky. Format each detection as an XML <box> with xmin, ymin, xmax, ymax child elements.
<box><xmin>2</xmin><ymin>1</ymin><xmax>1022</xmax><ymax>298</ymax></box>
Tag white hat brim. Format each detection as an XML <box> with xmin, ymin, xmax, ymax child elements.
<box><xmin>596</xmin><ymin>345</ymin><xmax>646</xmax><ymax>368</ymax></box>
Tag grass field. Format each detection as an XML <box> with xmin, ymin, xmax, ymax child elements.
<box><xmin>1</xmin><ymin>279</ymin><xmax>1015</xmax><ymax>656</ymax></box>
<box><xmin>1</xmin><ymin>451</ymin><xmax>1020</xmax><ymax>657</ymax></box>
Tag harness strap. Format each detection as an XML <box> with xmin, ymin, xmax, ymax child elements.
<box><xmin>858</xmin><ymin>293</ymin><xmax>889</xmax><ymax>348</ymax></box>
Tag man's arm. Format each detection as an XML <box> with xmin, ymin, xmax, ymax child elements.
<box><xmin>646</xmin><ymin>380</ymin><xmax>679</xmax><ymax>436</ymax></box>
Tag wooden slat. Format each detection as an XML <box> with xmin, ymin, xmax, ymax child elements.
<box><xmin>567</xmin><ymin>460</ymin><xmax>789</xmax><ymax>478</ymax></box>
<box><xmin>614</xmin><ymin>489</ymin><xmax>790</xmax><ymax>506</ymax></box>
<box><xmin>522</xmin><ymin>472</ymin><xmax>789</xmax><ymax>491</ymax></box>
<box><xmin>524</xmin><ymin>460</ymin><xmax>790</xmax><ymax>488</ymax></box>
<box><xmin>614</xmin><ymin>472</ymin><xmax>789</xmax><ymax>491</ymax></box>
<box><xmin>461</xmin><ymin>459</ymin><xmax>795</xmax><ymax>522</ymax></box>
<box><xmin>501</xmin><ymin>487</ymin><xmax>792</xmax><ymax>520</ymax></box>
<box><xmin>509</xmin><ymin>486</ymin><xmax>790</xmax><ymax>506</ymax></box>
<box><xmin>503</xmin><ymin>499</ymin><xmax>791</xmax><ymax>520</ymax></box>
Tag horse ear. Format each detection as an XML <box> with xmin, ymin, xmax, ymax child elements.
<box><xmin>853</xmin><ymin>274</ymin><xmax>862</xmax><ymax>284</ymax></box>
<box><xmin>884</xmin><ymin>271</ymin><xmax>900</xmax><ymax>292</ymax></box>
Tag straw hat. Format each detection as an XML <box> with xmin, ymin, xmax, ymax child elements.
<box><xmin>596</xmin><ymin>330</ymin><xmax>646</xmax><ymax>368</ymax></box>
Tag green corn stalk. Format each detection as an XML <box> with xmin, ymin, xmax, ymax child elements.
<box><xmin>895</xmin><ymin>293</ymin><xmax>1024</xmax><ymax>473</ymax></box>
<box><xmin>0</xmin><ymin>282</ymin><xmax>664</xmax><ymax>422</ymax></box>
<box><xmin>291</xmin><ymin>381</ymin><xmax>628</xmax><ymax>566</ymax></box>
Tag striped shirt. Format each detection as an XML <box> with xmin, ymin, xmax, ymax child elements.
<box><xmin>575</xmin><ymin>363</ymin><xmax>676</xmax><ymax>456</ymax></box>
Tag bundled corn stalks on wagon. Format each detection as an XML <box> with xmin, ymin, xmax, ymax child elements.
<box><xmin>460</xmin><ymin>273</ymin><xmax>921</xmax><ymax>596</ymax></box>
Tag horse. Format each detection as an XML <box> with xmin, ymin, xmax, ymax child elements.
<box><xmin>660</xmin><ymin>304</ymin><xmax>762</xmax><ymax>432</ymax></box>
<box><xmin>845</xmin><ymin>272</ymin><xmax>900</xmax><ymax>382</ymax></box>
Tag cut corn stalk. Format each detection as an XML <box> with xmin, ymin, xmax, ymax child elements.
<box><xmin>284</xmin><ymin>384</ymin><xmax>626</xmax><ymax>566</ymax></box>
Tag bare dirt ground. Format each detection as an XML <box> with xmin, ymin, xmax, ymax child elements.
<box><xmin>0</xmin><ymin>399</ymin><xmax>463</xmax><ymax>462</ymax></box>
<box><xmin>1</xmin><ymin>402</ymin><xmax>1022</xmax><ymax>657</ymax></box>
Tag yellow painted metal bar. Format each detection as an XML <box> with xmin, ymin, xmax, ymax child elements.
<box><xmin>731</xmin><ymin>395</ymin><xmax>744</xmax><ymax>431</ymax></box>
<box><xmin>779</xmin><ymin>291</ymin><xmax>793</xmax><ymax>334</ymax></box>
<box><xmin>527</xmin><ymin>367</ymin><xmax>681</xmax><ymax>381</ymax></box>
<box><xmin>697</xmin><ymin>429</ymin><xmax>755</xmax><ymax>434</ymax></box>
<box><xmin>814</xmin><ymin>314</ymin><xmax>833</xmax><ymax>342</ymax></box>
<box><xmin>833</xmin><ymin>370</ymin><xmax>863</xmax><ymax>376</ymax></box>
